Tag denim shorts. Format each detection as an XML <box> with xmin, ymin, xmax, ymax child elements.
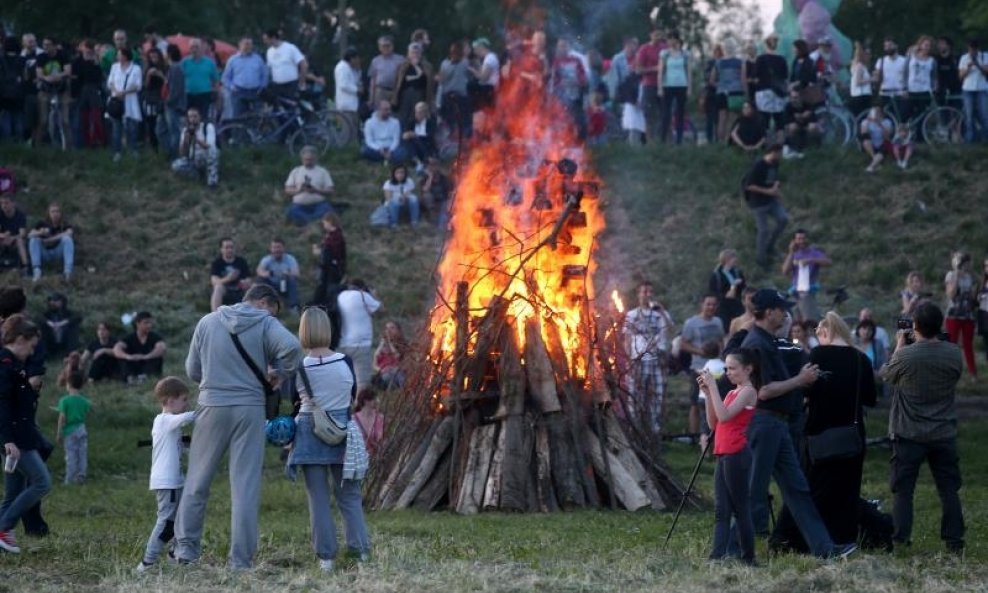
<box><xmin>287</xmin><ymin>410</ymin><xmax>349</xmax><ymax>467</ymax></box>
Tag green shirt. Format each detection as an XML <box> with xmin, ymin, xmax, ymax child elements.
<box><xmin>100</xmin><ymin>47</ymin><xmax>143</xmax><ymax>74</ymax></box>
<box><xmin>56</xmin><ymin>393</ymin><xmax>91</xmax><ymax>436</ymax></box>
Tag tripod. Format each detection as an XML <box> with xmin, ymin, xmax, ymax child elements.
<box><xmin>664</xmin><ymin>431</ymin><xmax>713</xmax><ymax>547</ymax></box>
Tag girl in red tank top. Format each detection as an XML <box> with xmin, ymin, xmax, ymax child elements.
<box><xmin>698</xmin><ymin>350</ymin><xmax>758</xmax><ymax>564</ymax></box>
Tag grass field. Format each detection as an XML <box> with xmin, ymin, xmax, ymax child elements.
<box><xmin>1</xmin><ymin>141</ymin><xmax>987</xmax><ymax>591</ymax></box>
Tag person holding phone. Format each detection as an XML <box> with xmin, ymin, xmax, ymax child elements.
<box><xmin>959</xmin><ymin>39</ymin><xmax>988</xmax><ymax>143</ymax></box>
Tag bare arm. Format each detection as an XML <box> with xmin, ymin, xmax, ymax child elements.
<box><xmin>146</xmin><ymin>340</ymin><xmax>167</xmax><ymax>360</ymax></box>
<box><xmin>56</xmin><ymin>412</ymin><xmax>65</xmax><ymax>444</ymax></box>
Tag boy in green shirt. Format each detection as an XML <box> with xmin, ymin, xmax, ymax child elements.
<box><xmin>55</xmin><ymin>372</ymin><xmax>92</xmax><ymax>484</ymax></box>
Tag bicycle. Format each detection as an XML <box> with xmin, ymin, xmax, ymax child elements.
<box><xmin>813</xmin><ymin>85</ymin><xmax>854</xmax><ymax>146</ymax></box>
<box><xmin>46</xmin><ymin>91</ymin><xmax>68</xmax><ymax>150</ymax></box>
<box><xmin>853</xmin><ymin>92</ymin><xmax>964</xmax><ymax>145</ymax></box>
<box><xmin>217</xmin><ymin>97</ymin><xmax>332</xmax><ymax>156</ymax></box>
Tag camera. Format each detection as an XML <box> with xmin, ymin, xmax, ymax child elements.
<box><xmin>896</xmin><ymin>317</ymin><xmax>913</xmax><ymax>331</ymax></box>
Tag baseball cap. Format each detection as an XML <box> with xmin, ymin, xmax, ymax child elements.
<box><xmin>751</xmin><ymin>289</ymin><xmax>796</xmax><ymax>312</ymax></box>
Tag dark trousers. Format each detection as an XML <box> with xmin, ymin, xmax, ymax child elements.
<box><xmin>659</xmin><ymin>87</ymin><xmax>687</xmax><ymax>144</ymax></box>
<box><xmin>890</xmin><ymin>437</ymin><xmax>965</xmax><ymax>550</ymax></box>
<box><xmin>186</xmin><ymin>93</ymin><xmax>214</xmax><ymax>120</ymax></box>
<box><xmin>711</xmin><ymin>448</ymin><xmax>755</xmax><ymax>562</ymax></box>
<box><xmin>120</xmin><ymin>357</ymin><xmax>164</xmax><ymax>380</ymax></box>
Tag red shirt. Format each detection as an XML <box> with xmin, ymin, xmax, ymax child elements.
<box><xmin>634</xmin><ymin>41</ymin><xmax>666</xmax><ymax>87</ymax></box>
<box><xmin>713</xmin><ymin>388</ymin><xmax>755</xmax><ymax>455</ymax></box>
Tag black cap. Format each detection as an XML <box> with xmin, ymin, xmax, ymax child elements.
<box><xmin>751</xmin><ymin>289</ymin><xmax>795</xmax><ymax>312</ymax></box>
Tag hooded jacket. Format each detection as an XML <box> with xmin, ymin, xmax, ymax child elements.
<box><xmin>186</xmin><ymin>303</ymin><xmax>302</xmax><ymax>407</ymax></box>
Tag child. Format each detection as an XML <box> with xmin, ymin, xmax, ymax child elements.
<box><xmin>892</xmin><ymin>124</ymin><xmax>914</xmax><ymax>169</ymax></box>
<box><xmin>55</xmin><ymin>371</ymin><xmax>92</xmax><ymax>484</ymax></box>
<box><xmin>136</xmin><ymin>376</ymin><xmax>196</xmax><ymax>573</ymax></box>
<box><xmin>354</xmin><ymin>388</ymin><xmax>385</xmax><ymax>458</ymax></box>
<box><xmin>698</xmin><ymin>350</ymin><xmax>758</xmax><ymax>565</ymax></box>
<box><xmin>586</xmin><ymin>91</ymin><xmax>608</xmax><ymax>145</ymax></box>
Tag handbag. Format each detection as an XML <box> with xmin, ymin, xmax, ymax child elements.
<box><xmin>229</xmin><ymin>332</ymin><xmax>279</xmax><ymax>420</ymax></box>
<box><xmin>297</xmin><ymin>360</ymin><xmax>356</xmax><ymax>446</ymax></box>
<box><xmin>806</xmin><ymin>353</ymin><xmax>864</xmax><ymax>464</ymax></box>
<box><xmin>106</xmin><ymin>66</ymin><xmax>132</xmax><ymax>120</ymax></box>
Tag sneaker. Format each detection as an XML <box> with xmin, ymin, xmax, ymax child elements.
<box><xmin>319</xmin><ymin>558</ymin><xmax>334</xmax><ymax>573</ymax></box>
<box><xmin>32</xmin><ymin>268</ymin><xmax>41</xmax><ymax>283</ymax></box>
<box><xmin>830</xmin><ymin>542</ymin><xmax>858</xmax><ymax>560</ymax></box>
<box><xmin>782</xmin><ymin>146</ymin><xmax>797</xmax><ymax>160</ymax></box>
<box><xmin>135</xmin><ymin>560</ymin><xmax>154</xmax><ymax>573</ymax></box>
<box><xmin>112</xmin><ymin>152</ymin><xmax>122</xmax><ymax>163</ymax></box>
<box><xmin>0</xmin><ymin>529</ymin><xmax>21</xmax><ymax>554</ymax></box>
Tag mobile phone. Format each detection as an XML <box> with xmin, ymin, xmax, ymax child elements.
<box><xmin>3</xmin><ymin>454</ymin><xmax>17</xmax><ymax>474</ymax></box>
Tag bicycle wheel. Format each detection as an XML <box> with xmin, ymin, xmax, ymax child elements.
<box><xmin>217</xmin><ymin>123</ymin><xmax>257</xmax><ymax>149</ymax></box>
<box><xmin>921</xmin><ymin>106</ymin><xmax>965</xmax><ymax>145</ymax></box>
<box><xmin>320</xmin><ymin>110</ymin><xmax>357</xmax><ymax>147</ymax></box>
<box><xmin>48</xmin><ymin>107</ymin><xmax>67</xmax><ymax>150</ymax></box>
<box><xmin>288</xmin><ymin>124</ymin><xmax>333</xmax><ymax>156</ymax></box>
<box><xmin>815</xmin><ymin>106</ymin><xmax>851</xmax><ymax>146</ymax></box>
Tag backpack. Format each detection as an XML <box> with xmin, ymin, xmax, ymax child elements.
<box><xmin>0</xmin><ymin>167</ymin><xmax>15</xmax><ymax>195</ymax></box>
<box><xmin>0</xmin><ymin>55</ymin><xmax>25</xmax><ymax>102</ymax></box>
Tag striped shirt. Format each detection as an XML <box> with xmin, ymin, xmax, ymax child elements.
<box><xmin>881</xmin><ymin>339</ymin><xmax>962</xmax><ymax>442</ymax></box>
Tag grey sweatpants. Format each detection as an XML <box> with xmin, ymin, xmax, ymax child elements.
<box><xmin>301</xmin><ymin>464</ymin><xmax>371</xmax><ymax>560</ymax></box>
<box><xmin>63</xmin><ymin>425</ymin><xmax>88</xmax><ymax>484</ymax></box>
<box><xmin>174</xmin><ymin>405</ymin><xmax>265</xmax><ymax>569</ymax></box>
<box><xmin>143</xmin><ymin>488</ymin><xmax>181</xmax><ymax>564</ymax></box>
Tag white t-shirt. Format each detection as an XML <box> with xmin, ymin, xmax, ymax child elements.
<box><xmin>875</xmin><ymin>55</ymin><xmax>907</xmax><ymax>94</ymax></box>
<box><xmin>481</xmin><ymin>52</ymin><xmax>500</xmax><ymax>88</ymax></box>
<box><xmin>179</xmin><ymin>122</ymin><xmax>217</xmax><ymax>154</ymax></box>
<box><xmin>337</xmin><ymin>289</ymin><xmax>381</xmax><ymax>348</ymax></box>
<box><xmin>907</xmin><ymin>55</ymin><xmax>934</xmax><ymax>93</ymax></box>
<box><xmin>297</xmin><ymin>353</ymin><xmax>355</xmax><ymax>413</ymax></box>
<box><xmin>285</xmin><ymin>164</ymin><xmax>333</xmax><ymax>205</ymax></box>
<box><xmin>850</xmin><ymin>62</ymin><xmax>872</xmax><ymax>97</ymax></box>
<box><xmin>383</xmin><ymin>178</ymin><xmax>416</xmax><ymax>202</ymax></box>
<box><xmin>266</xmin><ymin>41</ymin><xmax>305</xmax><ymax>84</ymax></box>
<box><xmin>959</xmin><ymin>52</ymin><xmax>988</xmax><ymax>92</ymax></box>
<box><xmin>149</xmin><ymin>411</ymin><xmax>196</xmax><ymax>490</ymax></box>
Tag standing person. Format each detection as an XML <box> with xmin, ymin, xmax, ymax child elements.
<box><xmin>848</xmin><ymin>42</ymin><xmax>873</xmax><ymax>117</ymax></box>
<box><xmin>634</xmin><ymin>28</ymin><xmax>666</xmax><ymax>141</ymax></box>
<box><xmin>736</xmin><ymin>290</ymin><xmax>856</xmax><ymax>559</ymax></box>
<box><xmin>873</xmin><ymin>38</ymin><xmax>908</xmax><ymax>115</ymax></box>
<box><xmin>106</xmin><ymin>47</ymin><xmax>142</xmax><ymax>162</ymax></box>
<box><xmin>175</xmin><ymin>284</ymin><xmax>302</xmax><ymax>569</ymax></box>
<box><xmin>136</xmin><ymin>377</ymin><xmax>196</xmax><ymax>572</ymax></box>
<box><xmin>468</xmin><ymin>38</ymin><xmax>500</xmax><ymax>111</ymax></box>
<box><xmin>698</xmin><ymin>350</ymin><xmax>757</xmax><ymax>565</ymax></box>
<box><xmin>788</xmin><ymin>40</ymin><xmax>816</xmax><ymax>92</ymax></box>
<box><xmin>709</xmin><ymin>249</ymin><xmax>747</xmax><ymax>331</ymax></box>
<box><xmin>0</xmin><ymin>38</ymin><xmax>26</xmax><ymax>143</ymax></box>
<box><xmin>262</xmin><ymin>30</ymin><xmax>308</xmax><ymax>100</ymax></box>
<box><xmin>54</xmin><ymin>371</ymin><xmax>91</xmax><ymax>485</ymax></box>
<box><xmin>934</xmin><ymin>37</ymin><xmax>961</xmax><ymax>110</ymax></box>
<box><xmin>680</xmin><ymin>295</ymin><xmax>726</xmax><ymax>437</ymax></box>
<box><xmin>612</xmin><ymin>37</ymin><xmax>644</xmax><ymax>145</ymax></box>
<box><xmin>901</xmin><ymin>271</ymin><xmax>929</xmax><ymax>317</ymax></box>
<box><xmin>958</xmin><ymin>39</ymin><xmax>988</xmax><ymax>143</ymax></box>
<box><xmin>703</xmin><ymin>45</ymin><xmax>724</xmax><ymax>144</ymax></box>
<box><xmin>255</xmin><ymin>238</ymin><xmax>300</xmax><ymax>313</ymax></box>
<box><xmin>162</xmin><ymin>44</ymin><xmax>186</xmax><ymax>159</ymax></box>
<box><xmin>69</xmin><ymin>40</ymin><xmax>106</xmax><ymax>148</ymax></box>
<box><xmin>881</xmin><ymin>302</ymin><xmax>965</xmax><ymax>553</ymax></box>
<box><xmin>113</xmin><ymin>311</ymin><xmax>166</xmax><ymax>384</ymax></box>
<box><xmin>438</xmin><ymin>41</ymin><xmax>472</xmax><ymax>140</ymax></box>
<box><xmin>905</xmin><ymin>36</ymin><xmax>936</xmax><ymax>123</ymax></box>
<box><xmin>287</xmin><ymin>307</ymin><xmax>370</xmax><ymax>572</ymax></box>
<box><xmin>781</xmin><ymin>229</ymin><xmax>831</xmax><ymax>322</ymax></box>
<box><xmin>550</xmin><ymin>38</ymin><xmax>589</xmax><ymax>139</ymax></box>
<box><xmin>979</xmin><ymin>258</ymin><xmax>988</xmax><ymax>365</ymax></box>
<box><xmin>311</xmin><ymin>212</ymin><xmax>347</xmax><ymax>310</ymax></box>
<box><xmin>334</xmin><ymin>48</ymin><xmax>361</xmax><ymax>115</ymax></box>
<box><xmin>622</xmin><ymin>281</ymin><xmax>675</xmax><ymax>434</ymax></box>
<box><xmin>657</xmin><ymin>32</ymin><xmax>691</xmax><ymax>144</ymax></box>
<box><xmin>741</xmin><ymin>42</ymin><xmax>758</xmax><ymax>102</ymax></box>
<box><xmin>743</xmin><ymin>144</ymin><xmax>788</xmax><ymax>270</ymax></box>
<box><xmin>181</xmin><ymin>39</ymin><xmax>219</xmax><ymax>121</ymax></box>
<box><xmin>171</xmin><ymin>106</ymin><xmax>219</xmax><ymax>188</ymax></box>
<box><xmin>713</xmin><ymin>43</ymin><xmax>744</xmax><ymax>143</ymax></box>
<box><xmin>393</xmin><ymin>43</ymin><xmax>434</xmax><ymax>127</ymax></box>
<box><xmin>336</xmin><ymin>279</ymin><xmax>381</xmax><ymax>390</ymax></box>
<box><xmin>222</xmin><ymin>37</ymin><xmax>268</xmax><ymax>118</ymax></box>
<box><xmin>0</xmin><ymin>315</ymin><xmax>48</xmax><ymax>554</ymax></box>
<box><xmin>944</xmin><ymin>251</ymin><xmax>978</xmax><ymax>377</ymax></box>
<box><xmin>754</xmin><ymin>34</ymin><xmax>789</xmax><ymax>142</ymax></box>
<box><xmin>367</xmin><ymin>36</ymin><xmax>405</xmax><ymax>109</ymax></box>
<box><xmin>142</xmin><ymin>48</ymin><xmax>167</xmax><ymax>152</ymax></box>
<box><xmin>19</xmin><ymin>34</ymin><xmax>45</xmax><ymax>146</ymax></box>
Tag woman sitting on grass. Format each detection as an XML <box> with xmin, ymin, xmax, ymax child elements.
<box><xmin>382</xmin><ymin>164</ymin><xmax>421</xmax><ymax>228</ymax></box>
<box><xmin>372</xmin><ymin>320</ymin><xmax>408</xmax><ymax>389</ymax></box>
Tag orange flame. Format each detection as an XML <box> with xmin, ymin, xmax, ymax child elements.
<box><xmin>611</xmin><ymin>290</ymin><xmax>625</xmax><ymax>314</ymax></box>
<box><xmin>429</xmin><ymin>52</ymin><xmax>605</xmax><ymax>378</ymax></box>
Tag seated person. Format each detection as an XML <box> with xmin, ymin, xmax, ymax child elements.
<box><xmin>38</xmin><ymin>292</ymin><xmax>81</xmax><ymax>359</ymax></box>
<box><xmin>0</xmin><ymin>194</ymin><xmax>29</xmax><ymax>272</ymax></box>
<box><xmin>28</xmin><ymin>202</ymin><xmax>75</xmax><ymax>283</ymax></box>
<box><xmin>256</xmin><ymin>238</ymin><xmax>300</xmax><ymax>312</ymax></box>
<box><xmin>859</xmin><ymin>106</ymin><xmax>893</xmax><ymax>173</ymax></box>
<box><xmin>171</xmin><ymin>106</ymin><xmax>220</xmax><ymax>188</ymax></box>
<box><xmin>420</xmin><ymin>157</ymin><xmax>452</xmax><ymax>229</ymax></box>
<box><xmin>382</xmin><ymin>164</ymin><xmax>420</xmax><ymax>228</ymax></box>
<box><xmin>361</xmin><ymin>100</ymin><xmax>408</xmax><ymax>163</ymax></box>
<box><xmin>80</xmin><ymin>321</ymin><xmax>118</xmax><ymax>382</ymax></box>
<box><xmin>892</xmin><ymin>124</ymin><xmax>914</xmax><ymax>170</ymax></box>
<box><xmin>372</xmin><ymin>320</ymin><xmax>408</xmax><ymax>389</ymax></box>
<box><xmin>728</xmin><ymin>101</ymin><xmax>766</xmax><ymax>152</ymax></box>
<box><xmin>782</xmin><ymin>89</ymin><xmax>820</xmax><ymax>159</ymax></box>
<box><xmin>210</xmin><ymin>237</ymin><xmax>252</xmax><ymax>312</ymax></box>
<box><xmin>113</xmin><ymin>311</ymin><xmax>167</xmax><ymax>384</ymax></box>
<box><xmin>284</xmin><ymin>145</ymin><xmax>334</xmax><ymax>226</ymax></box>
<box><xmin>399</xmin><ymin>101</ymin><xmax>437</xmax><ymax>164</ymax></box>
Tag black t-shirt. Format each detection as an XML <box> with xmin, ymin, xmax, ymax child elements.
<box><xmin>805</xmin><ymin>345</ymin><xmax>877</xmax><ymax>436</ymax></box>
<box><xmin>754</xmin><ymin>53</ymin><xmax>788</xmax><ymax>94</ymax></box>
<box><xmin>210</xmin><ymin>256</ymin><xmax>251</xmax><ymax>288</ymax></box>
<box><xmin>731</xmin><ymin>115</ymin><xmax>765</xmax><ymax>147</ymax></box>
<box><xmin>0</xmin><ymin>209</ymin><xmax>26</xmax><ymax>235</ymax></box>
<box><xmin>70</xmin><ymin>56</ymin><xmax>104</xmax><ymax>98</ymax></box>
<box><xmin>743</xmin><ymin>158</ymin><xmax>778</xmax><ymax>208</ymax></box>
<box><xmin>740</xmin><ymin>325</ymin><xmax>804</xmax><ymax>415</ymax></box>
<box><xmin>422</xmin><ymin>171</ymin><xmax>452</xmax><ymax>204</ymax></box>
<box><xmin>37</xmin><ymin>50</ymin><xmax>70</xmax><ymax>93</ymax></box>
<box><xmin>87</xmin><ymin>337</ymin><xmax>115</xmax><ymax>355</ymax></box>
<box><xmin>935</xmin><ymin>53</ymin><xmax>961</xmax><ymax>95</ymax></box>
<box><xmin>783</xmin><ymin>103</ymin><xmax>816</xmax><ymax>126</ymax></box>
<box><xmin>21</xmin><ymin>50</ymin><xmax>45</xmax><ymax>95</ymax></box>
<box><xmin>789</xmin><ymin>57</ymin><xmax>817</xmax><ymax>88</ymax></box>
<box><xmin>120</xmin><ymin>331</ymin><xmax>164</xmax><ymax>356</ymax></box>
<box><xmin>33</xmin><ymin>219</ymin><xmax>73</xmax><ymax>247</ymax></box>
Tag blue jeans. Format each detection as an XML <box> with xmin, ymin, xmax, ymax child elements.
<box><xmin>0</xmin><ymin>449</ymin><xmax>52</xmax><ymax>531</ymax></box>
<box><xmin>301</xmin><ymin>464</ymin><xmax>371</xmax><ymax>560</ymax></box>
<box><xmin>231</xmin><ymin>89</ymin><xmax>263</xmax><ymax>118</ymax></box>
<box><xmin>962</xmin><ymin>90</ymin><xmax>988</xmax><ymax>143</ymax></box>
<box><xmin>360</xmin><ymin>144</ymin><xmax>410</xmax><ymax>163</ymax></box>
<box><xmin>711</xmin><ymin>448</ymin><xmax>755</xmax><ymax>562</ymax></box>
<box><xmin>388</xmin><ymin>194</ymin><xmax>420</xmax><ymax>226</ymax></box>
<box><xmin>0</xmin><ymin>108</ymin><xmax>24</xmax><ymax>142</ymax></box>
<box><xmin>749</xmin><ymin>200</ymin><xmax>789</xmax><ymax>264</ymax></box>
<box><xmin>746</xmin><ymin>411</ymin><xmax>833</xmax><ymax>557</ymax></box>
<box><xmin>258</xmin><ymin>275</ymin><xmax>300</xmax><ymax>309</ymax></box>
<box><xmin>110</xmin><ymin>116</ymin><xmax>139</xmax><ymax>154</ymax></box>
<box><xmin>286</xmin><ymin>201</ymin><xmax>333</xmax><ymax>227</ymax></box>
<box><xmin>29</xmin><ymin>235</ymin><xmax>74</xmax><ymax>276</ymax></box>
<box><xmin>164</xmin><ymin>107</ymin><xmax>185</xmax><ymax>159</ymax></box>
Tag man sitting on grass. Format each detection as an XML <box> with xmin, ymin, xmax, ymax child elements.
<box><xmin>284</xmin><ymin>146</ymin><xmax>334</xmax><ymax>226</ymax></box>
<box><xmin>361</xmin><ymin>100</ymin><xmax>406</xmax><ymax>163</ymax></box>
<box><xmin>113</xmin><ymin>311</ymin><xmax>167</xmax><ymax>385</ymax></box>
<box><xmin>171</xmin><ymin>107</ymin><xmax>219</xmax><ymax>189</ymax></box>
<box><xmin>209</xmin><ymin>238</ymin><xmax>252</xmax><ymax>312</ymax></box>
<box><xmin>0</xmin><ymin>195</ymin><xmax>29</xmax><ymax>275</ymax></box>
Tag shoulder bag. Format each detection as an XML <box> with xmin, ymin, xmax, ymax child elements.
<box><xmin>229</xmin><ymin>332</ymin><xmax>279</xmax><ymax>419</ymax></box>
<box><xmin>806</xmin><ymin>352</ymin><xmax>864</xmax><ymax>464</ymax></box>
<box><xmin>297</xmin><ymin>356</ymin><xmax>356</xmax><ymax>446</ymax></box>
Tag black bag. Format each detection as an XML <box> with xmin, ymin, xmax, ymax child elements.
<box><xmin>977</xmin><ymin>308</ymin><xmax>988</xmax><ymax>336</ymax></box>
<box><xmin>229</xmin><ymin>332</ymin><xmax>279</xmax><ymax>420</ymax></box>
<box><xmin>617</xmin><ymin>73</ymin><xmax>641</xmax><ymax>104</ymax></box>
<box><xmin>806</xmin><ymin>354</ymin><xmax>864</xmax><ymax>464</ymax></box>
<box><xmin>105</xmin><ymin>97</ymin><xmax>125</xmax><ymax>120</ymax></box>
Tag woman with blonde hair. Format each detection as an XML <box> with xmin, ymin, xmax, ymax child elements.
<box><xmin>849</xmin><ymin>42</ymin><xmax>872</xmax><ymax>117</ymax></box>
<box><xmin>906</xmin><ymin>35</ymin><xmax>936</xmax><ymax>122</ymax></box>
<box><xmin>286</xmin><ymin>307</ymin><xmax>370</xmax><ymax>572</ymax></box>
<box><xmin>708</xmin><ymin>248</ymin><xmax>747</xmax><ymax>330</ymax></box>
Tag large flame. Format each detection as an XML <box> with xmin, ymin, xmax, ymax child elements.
<box><xmin>429</xmin><ymin>57</ymin><xmax>605</xmax><ymax>380</ymax></box>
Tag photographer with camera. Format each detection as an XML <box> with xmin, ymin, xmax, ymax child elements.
<box><xmin>171</xmin><ymin>106</ymin><xmax>219</xmax><ymax>189</ymax></box>
<box><xmin>880</xmin><ymin>302</ymin><xmax>965</xmax><ymax>553</ymax></box>
<box><xmin>622</xmin><ymin>281</ymin><xmax>676</xmax><ymax>435</ymax></box>
<box><xmin>781</xmin><ymin>229</ymin><xmax>831</xmax><ymax>323</ymax></box>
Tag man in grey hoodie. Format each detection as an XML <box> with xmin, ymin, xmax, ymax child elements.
<box><xmin>174</xmin><ymin>284</ymin><xmax>302</xmax><ymax>569</ymax></box>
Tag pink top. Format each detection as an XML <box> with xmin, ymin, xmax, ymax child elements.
<box><xmin>713</xmin><ymin>388</ymin><xmax>755</xmax><ymax>455</ymax></box>
<box><xmin>355</xmin><ymin>408</ymin><xmax>384</xmax><ymax>457</ymax></box>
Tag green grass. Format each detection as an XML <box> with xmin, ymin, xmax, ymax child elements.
<box><xmin>1</xmin><ymin>142</ymin><xmax>987</xmax><ymax>591</ymax></box>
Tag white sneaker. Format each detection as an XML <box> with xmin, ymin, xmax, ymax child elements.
<box><xmin>782</xmin><ymin>146</ymin><xmax>797</xmax><ymax>160</ymax></box>
<box><xmin>0</xmin><ymin>529</ymin><xmax>20</xmax><ymax>554</ymax></box>
<box><xmin>319</xmin><ymin>558</ymin><xmax>334</xmax><ymax>573</ymax></box>
<box><xmin>135</xmin><ymin>560</ymin><xmax>154</xmax><ymax>573</ymax></box>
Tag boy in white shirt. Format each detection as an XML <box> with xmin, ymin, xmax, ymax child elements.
<box><xmin>136</xmin><ymin>377</ymin><xmax>196</xmax><ymax>572</ymax></box>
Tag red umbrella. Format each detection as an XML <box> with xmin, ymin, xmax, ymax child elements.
<box><xmin>165</xmin><ymin>34</ymin><xmax>237</xmax><ymax>64</ymax></box>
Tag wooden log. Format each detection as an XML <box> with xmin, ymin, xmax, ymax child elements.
<box><xmin>584</xmin><ymin>428</ymin><xmax>651</xmax><ymax>511</ymax></box>
<box><xmin>448</xmin><ymin>281</ymin><xmax>470</xmax><ymax>503</ymax></box>
<box><xmin>602</xmin><ymin>409</ymin><xmax>666</xmax><ymax>510</ymax></box>
<box><xmin>524</xmin><ymin>319</ymin><xmax>563</xmax><ymax>414</ymax></box>
<box><xmin>394</xmin><ymin>416</ymin><xmax>455</xmax><ymax>509</ymax></box>
<box><xmin>378</xmin><ymin>419</ymin><xmax>440</xmax><ymax>509</ymax></box>
<box><xmin>498</xmin><ymin>413</ymin><xmax>534</xmax><ymax>512</ymax></box>
<box><xmin>465</xmin><ymin>295</ymin><xmax>510</xmax><ymax>392</ymax></box>
<box><xmin>544</xmin><ymin>411</ymin><xmax>585</xmax><ymax>508</ymax></box>
<box><xmin>495</xmin><ymin>323</ymin><xmax>525</xmax><ymax>418</ymax></box>
<box><xmin>456</xmin><ymin>423</ymin><xmax>498</xmax><ymax>514</ymax></box>
<box><xmin>482</xmin><ymin>419</ymin><xmax>507</xmax><ymax>510</ymax></box>
<box><xmin>413</xmin><ymin>450</ymin><xmax>453</xmax><ymax>511</ymax></box>
<box><xmin>534</xmin><ymin>418</ymin><xmax>559</xmax><ymax>512</ymax></box>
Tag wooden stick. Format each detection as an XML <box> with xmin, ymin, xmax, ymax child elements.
<box><xmin>395</xmin><ymin>417</ymin><xmax>455</xmax><ymax>509</ymax></box>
